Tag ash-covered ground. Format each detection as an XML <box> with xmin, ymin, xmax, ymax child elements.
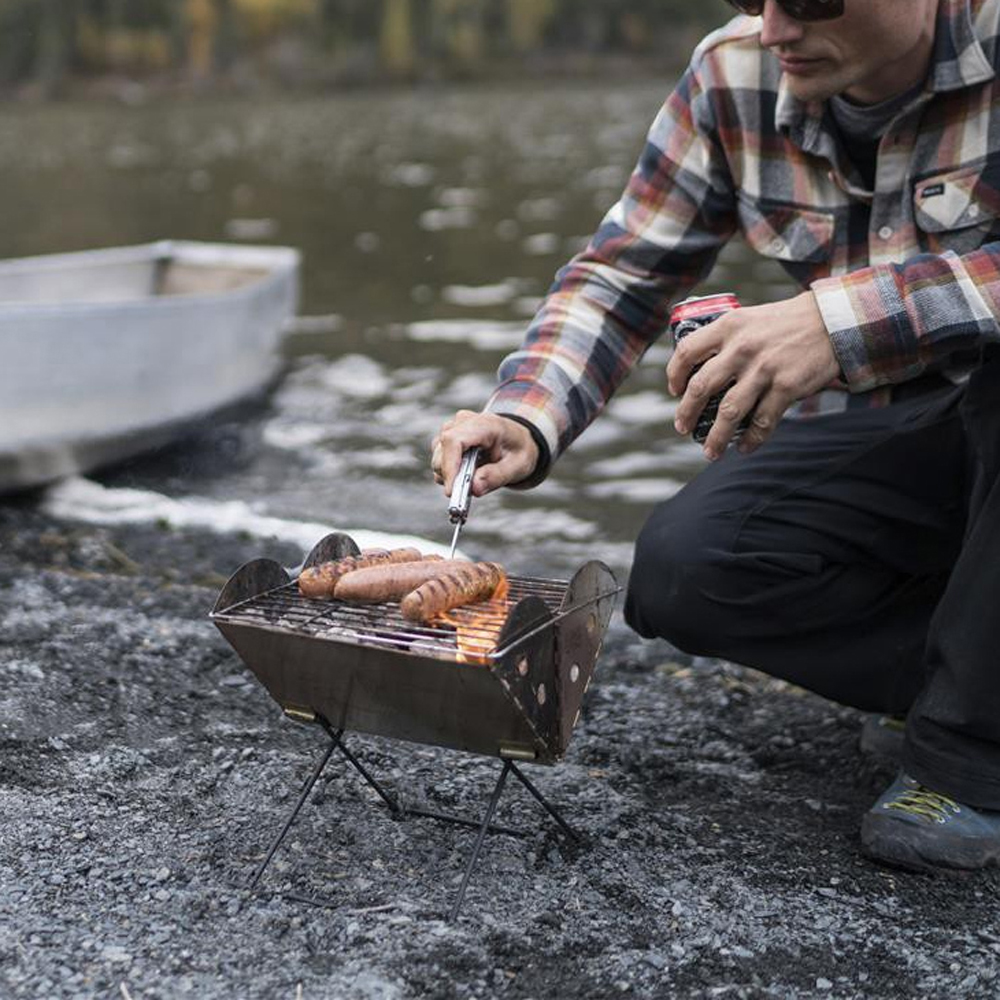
<box><xmin>2</xmin><ymin>497</ymin><xmax>1000</xmax><ymax>1000</ymax></box>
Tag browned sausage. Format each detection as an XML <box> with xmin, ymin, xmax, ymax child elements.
<box><xmin>333</xmin><ymin>558</ymin><xmax>466</xmax><ymax>603</ymax></box>
<box><xmin>400</xmin><ymin>562</ymin><xmax>506</xmax><ymax>622</ymax></box>
<box><xmin>298</xmin><ymin>547</ymin><xmax>425</xmax><ymax>599</ymax></box>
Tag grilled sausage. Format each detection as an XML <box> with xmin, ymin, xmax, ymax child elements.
<box><xmin>298</xmin><ymin>547</ymin><xmax>425</xmax><ymax>599</ymax></box>
<box><xmin>333</xmin><ymin>558</ymin><xmax>466</xmax><ymax>603</ymax></box>
<box><xmin>400</xmin><ymin>562</ymin><xmax>506</xmax><ymax>622</ymax></box>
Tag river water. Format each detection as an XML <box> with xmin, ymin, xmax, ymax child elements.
<box><xmin>1</xmin><ymin>81</ymin><xmax>797</xmax><ymax>583</ymax></box>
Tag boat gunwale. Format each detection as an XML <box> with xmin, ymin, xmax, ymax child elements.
<box><xmin>0</xmin><ymin>240</ymin><xmax>300</xmax><ymax>314</ymax></box>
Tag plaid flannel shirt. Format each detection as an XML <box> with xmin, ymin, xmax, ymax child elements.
<box><xmin>487</xmin><ymin>0</ymin><xmax>1000</xmax><ymax>482</ymax></box>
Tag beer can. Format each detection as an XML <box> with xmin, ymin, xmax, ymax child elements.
<box><xmin>668</xmin><ymin>292</ymin><xmax>746</xmax><ymax>445</ymax></box>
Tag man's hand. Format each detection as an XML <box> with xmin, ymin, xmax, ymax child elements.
<box><xmin>667</xmin><ymin>291</ymin><xmax>842</xmax><ymax>459</ymax></box>
<box><xmin>431</xmin><ymin>410</ymin><xmax>540</xmax><ymax>496</ymax></box>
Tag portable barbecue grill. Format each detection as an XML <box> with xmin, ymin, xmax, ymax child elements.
<box><xmin>211</xmin><ymin>531</ymin><xmax>619</xmax><ymax>919</ymax></box>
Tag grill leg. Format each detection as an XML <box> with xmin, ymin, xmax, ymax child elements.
<box><xmin>508</xmin><ymin>761</ymin><xmax>580</xmax><ymax>841</ymax></box>
<box><xmin>316</xmin><ymin>716</ymin><xmax>523</xmax><ymax>835</ymax></box>
<box><xmin>247</xmin><ymin>730</ymin><xmax>582</xmax><ymax>917</ymax></box>
<box><xmin>448</xmin><ymin>760</ymin><xmax>512</xmax><ymax>922</ymax></box>
<box><xmin>317</xmin><ymin>717</ymin><xmax>403</xmax><ymax>815</ymax></box>
<box><xmin>248</xmin><ymin>737</ymin><xmax>336</xmax><ymax>889</ymax></box>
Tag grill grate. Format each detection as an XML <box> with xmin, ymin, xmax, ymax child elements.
<box><xmin>211</xmin><ymin>574</ymin><xmax>570</xmax><ymax>663</ymax></box>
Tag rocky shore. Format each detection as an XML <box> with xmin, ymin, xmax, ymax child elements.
<box><xmin>2</xmin><ymin>497</ymin><xmax>999</xmax><ymax>999</ymax></box>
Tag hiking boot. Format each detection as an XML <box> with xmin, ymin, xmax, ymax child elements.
<box><xmin>859</xmin><ymin>714</ymin><xmax>906</xmax><ymax>761</ymax></box>
<box><xmin>861</xmin><ymin>772</ymin><xmax>1000</xmax><ymax>871</ymax></box>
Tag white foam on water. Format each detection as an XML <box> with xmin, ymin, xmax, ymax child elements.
<box><xmin>318</xmin><ymin>354</ymin><xmax>392</xmax><ymax>399</ymax></box>
<box><xmin>374</xmin><ymin>400</ymin><xmax>450</xmax><ymax>439</ymax></box>
<box><xmin>517</xmin><ymin>197</ymin><xmax>561</xmax><ymax>222</ymax></box>
<box><xmin>606</xmin><ymin>390</ymin><xmax>678</xmax><ymax>425</ymax></box>
<box><xmin>589</xmin><ymin>451</ymin><xmax>679</xmax><ymax>478</ymax></box>
<box><xmin>583</xmin><ymin>164</ymin><xmax>628</xmax><ymax>189</ymax></box>
<box><xmin>478</xmin><ymin>506</ymin><xmax>596</xmax><ymax>542</ymax></box>
<box><xmin>569</xmin><ymin>417</ymin><xmax>629</xmax><ymax>451</ymax></box>
<box><xmin>437</xmin><ymin>186</ymin><xmax>486</xmax><ymax>208</ymax></box>
<box><xmin>441</xmin><ymin>282</ymin><xmax>519</xmax><ymax>307</ymax></box>
<box><xmin>522</xmin><ymin>233</ymin><xmax>560</xmax><ymax>256</ymax></box>
<box><xmin>224</xmin><ymin>217</ymin><xmax>279</xmax><ymax>240</ymax></box>
<box><xmin>261</xmin><ymin>421</ymin><xmax>333</xmax><ymax>450</ymax></box>
<box><xmin>418</xmin><ymin>206</ymin><xmax>477</xmax><ymax>231</ymax></box>
<box><xmin>350</xmin><ymin>446</ymin><xmax>422</xmax><ymax>471</ymax></box>
<box><xmin>40</xmin><ymin>477</ymin><xmax>457</xmax><ymax>560</ymax></box>
<box><xmin>284</xmin><ymin>313</ymin><xmax>344</xmax><ymax>335</ymax></box>
<box><xmin>584</xmin><ymin>477</ymin><xmax>687</xmax><ymax>503</ymax></box>
<box><xmin>437</xmin><ymin>371</ymin><xmax>501</xmax><ymax>409</ymax></box>
<box><xmin>403</xmin><ymin>319</ymin><xmax>525</xmax><ymax>351</ymax></box>
<box><xmin>382</xmin><ymin>162</ymin><xmax>435</xmax><ymax>187</ymax></box>
<box><xmin>274</xmin><ymin>358</ymin><xmax>439</xmax><ymax>421</ymax></box>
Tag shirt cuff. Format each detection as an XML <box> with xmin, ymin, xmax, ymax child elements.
<box><xmin>485</xmin><ymin>383</ymin><xmax>561</xmax><ymax>489</ymax></box>
<box><xmin>811</xmin><ymin>268</ymin><xmax>923</xmax><ymax>393</ymax></box>
<box><xmin>495</xmin><ymin>414</ymin><xmax>551</xmax><ymax>490</ymax></box>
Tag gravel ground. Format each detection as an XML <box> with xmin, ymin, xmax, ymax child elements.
<box><xmin>3</xmin><ymin>497</ymin><xmax>1000</xmax><ymax>1000</ymax></box>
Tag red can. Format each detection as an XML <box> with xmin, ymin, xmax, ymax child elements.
<box><xmin>668</xmin><ymin>293</ymin><xmax>744</xmax><ymax>445</ymax></box>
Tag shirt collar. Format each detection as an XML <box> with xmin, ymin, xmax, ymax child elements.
<box><xmin>775</xmin><ymin>0</ymin><xmax>994</xmax><ymax>151</ymax></box>
<box><xmin>930</xmin><ymin>0</ymin><xmax>994</xmax><ymax>92</ymax></box>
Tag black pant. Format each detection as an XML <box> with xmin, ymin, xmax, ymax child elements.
<box><xmin>624</xmin><ymin>354</ymin><xmax>1000</xmax><ymax>809</ymax></box>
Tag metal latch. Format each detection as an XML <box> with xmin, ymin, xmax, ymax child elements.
<box><xmin>282</xmin><ymin>705</ymin><xmax>317</xmax><ymax>724</ymax></box>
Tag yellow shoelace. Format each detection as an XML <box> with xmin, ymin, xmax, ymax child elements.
<box><xmin>885</xmin><ymin>786</ymin><xmax>961</xmax><ymax>824</ymax></box>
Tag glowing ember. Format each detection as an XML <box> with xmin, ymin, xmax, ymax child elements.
<box><xmin>437</xmin><ymin>598</ymin><xmax>510</xmax><ymax>663</ymax></box>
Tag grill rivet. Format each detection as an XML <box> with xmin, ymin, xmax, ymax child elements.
<box><xmin>536</xmin><ymin>683</ymin><xmax>546</xmax><ymax>705</ymax></box>
<box><xmin>517</xmin><ymin>656</ymin><xmax>529</xmax><ymax>676</ymax></box>
<box><xmin>570</xmin><ymin>663</ymin><xmax>580</xmax><ymax>683</ymax></box>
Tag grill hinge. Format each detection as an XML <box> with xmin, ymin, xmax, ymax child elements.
<box><xmin>283</xmin><ymin>705</ymin><xmax>317</xmax><ymax>724</ymax></box>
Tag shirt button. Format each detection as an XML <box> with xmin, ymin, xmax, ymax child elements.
<box><xmin>768</xmin><ymin>237</ymin><xmax>786</xmax><ymax>255</ymax></box>
<box><xmin>878</xmin><ymin>225</ymin><xmax>894</xmax><ymax>240</ymax></box>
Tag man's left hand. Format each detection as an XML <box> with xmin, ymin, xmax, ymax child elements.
<box><xmin>667</xmin><ymin>290</ymin><xmax>842</xmax><ymax>460</ymax></box>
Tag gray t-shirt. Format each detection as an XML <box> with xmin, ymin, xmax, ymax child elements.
<box><xmin>829</xmin><ymin>84</ymin><xmax>923</xmax><ymax>189</ymax></box>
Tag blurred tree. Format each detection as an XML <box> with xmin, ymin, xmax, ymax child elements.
<box><xmin>431</xmin><ymin>0</ymin><xmax>485</xmax><ymax>68</ymax></box>
<box><xmin>185</xmin><ymin>0</ymin><xmax>218</xmax><ymax>78</ymax></box>
<box><xmin>0</xmin><ymin>0</ymin><xmax>41</xmax><ymax>86</ymax></box>
<box><xmin>317</xmin><ymin>0</ymin><xmax>381</xmax><ymax>48</ymax></box>
<box><xmin>233</xmin><ymin>0</ymin><xmax>318</xmax><ymax>44</ymax></box>
<box><xmin>0</xmin><ymin>0</ymin><xmax>731</xmax><ymax>93</ymax></box>
<box><xmin>380</xmin><ymin>0</ymin><xmax>416</xmax><ymax>76</ymax></box>
<box><xmin>33</xmin><ymin>0</ymin><xmax>74</xmax><ymax>94</ymax></box>
<box><xmin>506</xmin><ymin>0</ymin><xmax>556</xmax><ymax>53</ymax></box>
<box><xmin>215</xmin><ymin>0</ymin><xmax>239</xmax><ymax>73</ymax></box>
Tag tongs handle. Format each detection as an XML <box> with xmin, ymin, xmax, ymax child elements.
<box><xmin>448</xmin><ymin>447</ymin><xmax>481</xmax><ymax>525</ymax></box>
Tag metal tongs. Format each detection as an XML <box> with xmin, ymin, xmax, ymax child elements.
<box><xmin>447</xmin><ymin>447</ymin><xmax>481</xmax><ymax>558</ymax></box>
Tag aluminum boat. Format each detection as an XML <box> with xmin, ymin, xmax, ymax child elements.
<box><xmin>0</xmin><ymin>240</ymin><xmax>300</xmax><ymax>492</ymax></box>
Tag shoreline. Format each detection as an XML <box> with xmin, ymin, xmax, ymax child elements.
<box><xmin>0</xmin><ymin>56</ymin><xmax>684</xmax><ymax>108</ymax></box>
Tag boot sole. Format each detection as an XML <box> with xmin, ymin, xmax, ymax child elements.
<box><xmin>861</xmin><ymin>813</ymin><xmax>1000</xmax><ymax>872</ymax></box>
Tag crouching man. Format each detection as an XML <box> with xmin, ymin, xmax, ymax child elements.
<box><xmin>434</xmin><ymin>0</ymin><xmax>1000</xmax><ymax>871</ymax></box>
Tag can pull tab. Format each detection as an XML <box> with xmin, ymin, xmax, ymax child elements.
<box><xmin>448</xmin><ymin>447</ymin><xmax>481</xmax><ymax>524</ymax></box>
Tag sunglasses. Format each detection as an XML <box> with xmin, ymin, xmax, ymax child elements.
<box><xmin>725</xmin><ymin>0</ymin><xmax>844</xmax><ymax>21</ymax></box>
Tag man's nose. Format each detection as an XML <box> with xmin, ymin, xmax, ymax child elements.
<box><xmin>759</xmin><ymin>0</ymin><xmax>807</xmax><ymax>47</ymax></box>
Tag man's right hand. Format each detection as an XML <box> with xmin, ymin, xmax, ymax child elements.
<box><xmin>431</xmin><ymin>410</ymin><xmax>539</xmax><ymax>497</ymax></box>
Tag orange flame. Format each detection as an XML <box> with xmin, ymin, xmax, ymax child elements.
<box><xmin>436</xmin><ymin>595</ymin><xmax>510</xmax><ymax>663</ymax></box>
